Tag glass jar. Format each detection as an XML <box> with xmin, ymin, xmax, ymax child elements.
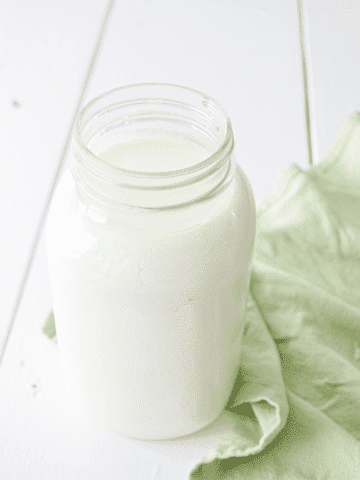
<box><xmin>46</xmin><ymin>83</ymin><xmax>256</xmax><ymax>440</ymax></box>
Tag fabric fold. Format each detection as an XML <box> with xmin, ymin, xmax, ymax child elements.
<box><xmin>188</xmin><ymin>293</ymin><xmax>288</xmax><ymax>475</ymax></box>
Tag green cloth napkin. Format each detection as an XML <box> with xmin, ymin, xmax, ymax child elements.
<box><xmin>44</xmin><ymin>113</ymin><xmax>360</xmax><ymax>479</ymax></box>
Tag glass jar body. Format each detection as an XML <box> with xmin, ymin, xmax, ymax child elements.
<box><xmin>45</xmin><ymin>84</ymin><xmax>256</xmax><ymax>440</ymax></box>
<box><xmin>46</xmin><ymin>162</ymin><xmax>255</xmax><ymax>440</ymax></box>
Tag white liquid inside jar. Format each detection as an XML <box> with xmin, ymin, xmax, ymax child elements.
<box><xmin>99</xmin><ymin>137</ymin><xmax>209</xmax><ymax>172</ymax></box>
<box><xmin>46</xmin><ymin>84</ymin><xmax>256</xmax><ymax>440</ymax></box>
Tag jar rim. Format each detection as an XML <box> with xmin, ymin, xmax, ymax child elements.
<box><xmin>74</xmin><ymin>82</ymin><xmax>233</xmax><ymax>179</ymax></box>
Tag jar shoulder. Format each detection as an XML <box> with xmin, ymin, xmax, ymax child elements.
<box><xmin>46</xmin><ymin>164</ymin><xmax>256</xmax><ymax>255</ymax></box>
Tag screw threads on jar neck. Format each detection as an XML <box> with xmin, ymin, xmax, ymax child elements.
<box><xmin>71</xmin><ymin>83</ymin><xmax>235</xmax><ymax>209</ymax></box>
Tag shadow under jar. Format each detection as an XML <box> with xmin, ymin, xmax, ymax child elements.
<box><xmin>46</xmin><ymin>83</ymin><xmax>256</xmax><ymax>440</ymax></box>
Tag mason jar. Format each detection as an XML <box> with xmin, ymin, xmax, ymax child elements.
<box><xmin>46</xmin><ymin>83</ymin><xmax>256</xmax><ymax>440</ymax></box>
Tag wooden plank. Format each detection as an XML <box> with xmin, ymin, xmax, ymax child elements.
<box><xmin>302</xmin><ymin>0</ymin><xmax>360</xmax><ymax>163</ymax></box>
<box><xmin>0</xmin><ymin>1</ymin><xmax>109</xmax><ymax>355</ymax></box>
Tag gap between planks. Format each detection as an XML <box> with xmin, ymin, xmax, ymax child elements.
<box><xmin>297</xmin><ymin>0</ymin><xmax>314</xmax><ymax>168</ymax></box>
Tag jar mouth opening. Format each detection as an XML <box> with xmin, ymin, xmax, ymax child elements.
<box><xmin>74</xmin><ymin>83</ymin><xmax>233</xmax><ymax>179</ymax></box>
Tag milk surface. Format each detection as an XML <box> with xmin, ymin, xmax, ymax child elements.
<box><xmin>46</xmin><ymin>136</ymin><xmax>255</xmax><ymax>439</ymax></box>
<box><xmin>99</xmin><ymin>137</ymin><xmax>209</xmax><ymax>172</ymax></box>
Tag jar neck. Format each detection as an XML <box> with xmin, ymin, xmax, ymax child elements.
<box><xmin>70</xmin><ymin>83</ymin><xmax>235</xmax><ymax>210</ymax></box>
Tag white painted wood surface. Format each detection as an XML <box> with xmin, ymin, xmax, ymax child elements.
<box><xmin>303</xmin><ymin>0</ymin><xmax>360</xmax><ymax>163</ymax></box>
<box><xmin>1</xmin><ymin>0</ymin><xmax>358</xmax><ymax>478</ymax></box>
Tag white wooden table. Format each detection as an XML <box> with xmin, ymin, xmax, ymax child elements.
<box><xmin>1</xmin><ymin>1</ymin><xmax>359</xmax><ymax>478</ymax></box>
